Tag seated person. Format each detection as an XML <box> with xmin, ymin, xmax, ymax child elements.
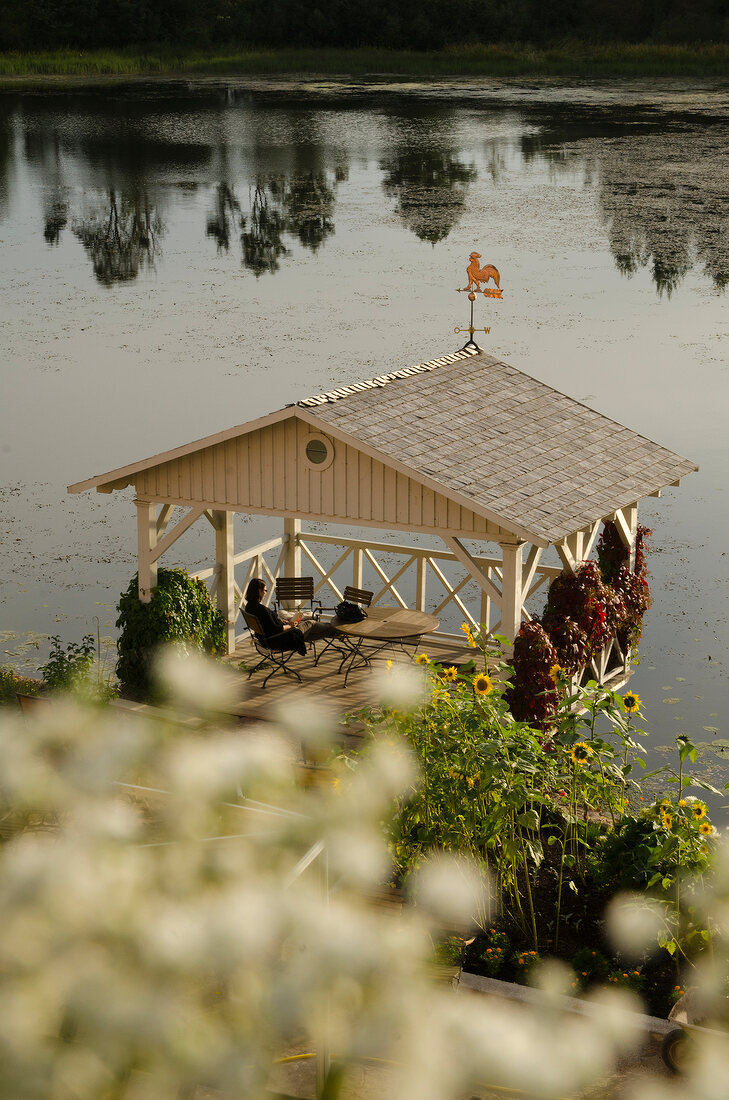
<box><xmin>244</xmin><ymin>579</ymin><xmax>336</xmax><ymax>656</ymax></box>
<box><xmin>245</xmin><ymin>578</ymin><xmax>308</xmax><ymax>656</ymax></box>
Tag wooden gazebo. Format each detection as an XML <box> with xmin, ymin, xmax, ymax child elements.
<box><xmin>69</xmin><ymin>345</ymin><xmax>696</xmax><ymax>686</ymax></box>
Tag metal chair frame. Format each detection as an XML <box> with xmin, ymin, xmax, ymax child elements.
<box><xmin>274</xmin><ymin>576</ymin><xmax>329</xmax><ymax>662</ymax></box>
<box><xmin>241</xmin><ymin>609</ymin><xmax>305</xmax><ymax>689</ymax></box>
<box><xmin>314</xmin><ymin>585</ymin><xmax>374</xmax><ymax>667</ymax></box>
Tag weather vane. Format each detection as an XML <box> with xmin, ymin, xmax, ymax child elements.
<box><xmin>454</xmin><ymin>251</ymin><xmax>502</xmax><ymax>350</ymax></box>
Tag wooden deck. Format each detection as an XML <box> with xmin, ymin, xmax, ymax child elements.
<box><xmin>221</xmin><ymin>633</ymin><xmax>470</xmax><ymax>744</ymax></box>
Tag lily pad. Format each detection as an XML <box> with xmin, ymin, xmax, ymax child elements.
<box><xmin>703</xmin><ymin>726</ymin><xmax>720</xmax><ymax>734</ymax></box>
<box><xmin>663</xmin><ymin>698</ymin><xmax>681</xmax><ymax>704</ymax></box>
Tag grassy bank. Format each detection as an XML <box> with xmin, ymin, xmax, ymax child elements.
<box><xmin>1</xmin><ymin>42</ymin><xmax>729</xmax><ymax>80</ymax></box>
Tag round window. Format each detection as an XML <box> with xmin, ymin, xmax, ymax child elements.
<box><xmin>305</xmin><ymin>438</ymin><xmax>329</xmax><ymax>465</ymax></box>
<box><xmin>303</xmin><ymin>433</ymin><xmax>335</xmax><ymax>471</ymax></box>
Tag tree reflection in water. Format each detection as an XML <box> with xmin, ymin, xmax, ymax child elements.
<box><xmin>602</xmin><ymin>178</ymin><xmax>695</xmax><ymax>298</ymax></box>
<box><xmin>241</xmin><ymin>182</ymin><xmax>289</xmax><ymax>276</ymax></box>
<box><xmin>381</xmin><ymin>149</ymin><xmax>476</xmax><ymax>244</ymax></box>
<box><xmin>0</xmin><ymin>112</ymin><xmax>12</xmax><ymax>225</ymax></box>
<box><xmin>206</xmin><ymin>183</ymin><xmax>241</xmax><ymax>252</ymax></box>
<box><xmin>72</xmin><ymin>189</ymin><xmax>163</xmax><ymax>285</ymax></box>
<box><xmin>44</xmin><ymin>197</ymin><xmax>68</xmax><ymax>245</ymax></box>
<box><xmin>231</xmin><ymin>168</ymin><xmax>344</xmax><ymax>276</ymax></box>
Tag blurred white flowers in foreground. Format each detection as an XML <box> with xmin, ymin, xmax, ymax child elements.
<box><xmin>4</xmin><ymin>652</ymin><xmax>729</xmax><ymax>1099</ymax></box>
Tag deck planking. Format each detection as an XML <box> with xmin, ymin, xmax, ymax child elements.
<box><xmin>222</xmin><ymin>633</ymin><xmax>470</xmax><ymax>741</ymax></box>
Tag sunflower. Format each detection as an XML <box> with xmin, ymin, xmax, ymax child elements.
<box><xmin>443</xmin><ymin>665</ymin><xmax>458</xmax><ymax>682</ymax></box>
<box><xmin>691</xmin><ymin>802</ymin><xmax>707</xmax><ymax>820</ymax></box>
<box><xmin>549</xmin><ymin>663</ymin><xmax>564</xmax><ymax>685</ymax></box>
<box><xmin>473</xmin><ymin>673</ymin><xmax>494</xmax><ymax>696</ymax></box>
<box><xmin>622</xmin><ymin>691</ymin><xmax>641</xmax><ymax>714</ymax></box>
<box><xmin>461</xmin><ymin>622</ymin><xmax>477</xmax><ymax>648</ymax></box>
<box><xmin>415</xmin><ymin>653</ymin><xmax>430</xmax><ymax>666</ymax></box>
<box><xmin>570</xmin><ymin>742</ymin><xmax>593</xmax><ymax>765</ymax></box>
<box><xmin>661</xmin><ymin>814</ymin><xmax>673</xmax><ymax>831</ymax></box>
<box><xmin>700</xmin><ymin>821</ymin><xmax>714</xmax><ymax>837</ymax></box>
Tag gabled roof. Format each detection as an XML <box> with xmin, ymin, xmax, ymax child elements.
<box><xmin>69</xmin><ymin>347</ymin><xmax>696</xmax><ymax>546</ymax></box>
<box><xmin>296</xmin><ymin>349</ymin><xmax>697</xmax><ymax>544</ymax></box>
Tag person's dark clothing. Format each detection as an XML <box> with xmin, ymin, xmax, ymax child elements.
<box><xmin>245</xmin><ymin>600</ymin><xmax>307</xmax><ymax>656</ymax></box>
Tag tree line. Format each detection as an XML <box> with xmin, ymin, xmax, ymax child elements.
<box><xmin>2</xmin><ymin>0</ymin><xmax>728</xmax><ymax>52</ymax></box>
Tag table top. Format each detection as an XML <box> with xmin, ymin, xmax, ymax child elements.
<box><xmin>332</xmin><ymin>605</ymin><xmax>440</xmax><ymax>641</ymax></box>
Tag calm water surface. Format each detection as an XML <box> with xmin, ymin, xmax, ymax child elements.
<box><xmin>1</xmin><ymin>78</ymin><xmax>727</xmax><ymax>799</ymax></box>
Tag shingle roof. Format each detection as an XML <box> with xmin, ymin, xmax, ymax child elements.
<box><xmin>298</xmin><ymin>349</ymin><xmax>697</xmax><ymax>545</ymax></box>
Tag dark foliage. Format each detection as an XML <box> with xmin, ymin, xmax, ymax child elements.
<box><xmin>505</xmin><ymin>620</ymin><xmax>559</xmax><ymax>725</ymax></box>
<box><xmin>509</xmin><ymin>521</ymin><xmax>653</xmax><ymax>725</ymax></box>
<box><xmin>40</xmin><ymin>634</ymin><xmax>94</xmax><ymax>690</ymax></box>
<box><xmin>2</xmin><ymin>0</ymin><xmax>728</xmax><ymax>50</ymax></box>
<box><xmin>116</xmin><ymin>568</ymin><xmax>226</xmax><ymax>700</ymax></box>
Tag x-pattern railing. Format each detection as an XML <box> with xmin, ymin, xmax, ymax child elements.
<box><xmin>191</xmin><ymin>528</ymin><xmax>630</xmax><ymax>686</ymax></box>
<box><xmin>196</xmin><ymin>530</ymin><xmax>564</xmax><ymax>644</ymax></box>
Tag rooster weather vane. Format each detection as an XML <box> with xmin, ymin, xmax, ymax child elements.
<box><xmin>454</xmin><ymin>251</ymin><xmax>503</xmax><ymax>351</ymax></box>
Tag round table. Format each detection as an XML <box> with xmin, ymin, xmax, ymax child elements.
<box><xmin>332</xmin><ymin>606</ymin><xmax>440</xmax><ymax>685</ymax></box>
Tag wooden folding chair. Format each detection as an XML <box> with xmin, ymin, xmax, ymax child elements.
<box><xmin>342</xmin><ymin>585</ymin><xmax>374</xmax><ymax>608</ymax></box>
<box><xmin>240</xmin><ymin>610</ymin><xmax>304</xmax><ymax>689</ymax></box>
<box><xmin>274</xmin><ymin>577</ymin><xmax>323</xmax><ymax>616</ymax></box>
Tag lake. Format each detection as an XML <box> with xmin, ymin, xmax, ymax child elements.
<box><xmin>1</xmin><ymin>77</ymin><xmax>727</xmax><ymax>800</ymax></box>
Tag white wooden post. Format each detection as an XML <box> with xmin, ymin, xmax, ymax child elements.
<box><xmin>480</xmin><ymin>569</ymin><xmax>492</xmax><ymax>633</ymax></box>
<box><xmin>136</xmin><ymin>500</ymin><xmax>157</xmax><ymax>603</ymax></box>
<box><xmin>284</xmin><ymin>517</ymin><xmax>301</xmax><ymax>577</ymax></box>
<box><xmin>213</xmin><ymin>510</ymin><xmax>236</xmax><ymax>654</ymax></box>
<box><xmin>564</xmin><ymin>529</ymin><xmax>585</xmax><ymax>567</ymax></box>
<box><xmin>625</xmin><ymin>502</ymin><xmax>638</xmax><ymax>570</ymax></box>
<box><xmin>610</xmin><ymin>503</ymin><xmax>639</xmax><ymax>570</ymax></box>
<box><xmin>415</xmin><ymin>555</ymin><xmax>427</xmax><ymax>612</ymax></box>
<box><xmin>352</xmin><ymin>546</ymin><xmax>363</xmax><ymax>590</ymax></box>
<box><xmin>498</xmin><ymin>541</ymin><xmax>524</xmax><ymax>643</ymax></box>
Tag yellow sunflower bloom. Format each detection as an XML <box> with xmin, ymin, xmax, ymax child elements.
<box><xmin>622</xmin><ymin>691</ymin><xmax>641</xmax><ymax>714</ymax></box>
<box><xmin>699</xmin><ymin>821</ymin><xmax>714</xmax><ymax>836</ymax></box>
<box><xmin>659</xmin><ymin>799</ymin><xmax>671</xmax><ymax>810</ymax></box>
<box><xmin>549</xmin><ymin>663</ymin><xmax>564</xmax><ymax>685</ymax></box>
<box><xmin>570</xmin><ymin>742</ymin><xmax>593</xmax><ymax>765</ymax></box>
<box><xmin>415</xmin><ymin>653</ymin><xmax>430</xmax><ymax>666</ymax></box>
<box><xmin>473</xmin><ymin>673</ymin><xmax>494</xmax><ymax>696</ymax></box>
<box><xmin>443</xmin><ymin>665</ymin><xmax>458</xmax><ymax>682</ymax></box>
<box><xmin>678</xmin><ymin>799</ymin><xmax>687</xmax><ymax>807</ymax></box>
<box><xmin>691</xmin><ymin>802</ymin><xmax>707</xmax><ymax>820</ymax></box>
<box><xmin>661</xmin><ymin>814</ymin><xmax>673</xmax><ymax>830</ymax></box>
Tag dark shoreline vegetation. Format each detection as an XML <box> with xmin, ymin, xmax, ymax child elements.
<box><xmin>2</xmin><ymin>42</ymin><xmax>729</xmax><ymax>81</ymax></box>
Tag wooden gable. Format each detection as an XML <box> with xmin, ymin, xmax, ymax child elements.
<box><xmin>133</xmin><ymin>413</ymin><xmax>510</xmax><ymax>541</ymax></box>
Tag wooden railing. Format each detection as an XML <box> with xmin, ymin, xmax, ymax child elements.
<box><xmin>192</xmin><ymin>529</ymin><xmax>632</xmax><ymax>689</ymax></box>
<box><xmin>193</xmin><ymin>530</ymin><xmax>562</xmax><ymax>645</ymax></box>
<box><xmin>573</xmin><ymin>633</ymin><xmax>631</xmax><ymax>692</ymax></box>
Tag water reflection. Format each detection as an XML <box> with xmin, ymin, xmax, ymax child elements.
<box><xmin>44</xmin><ymin>196</ymin><xmax>68</xmax><ymax>245</ymax></box>
<box><xmin>3</xmin><ymin>87</ymin><xmax>729</xmax><ymax>292</ymax></box>
<box><xmin>206</xmin><ymin>168</ymin><xmax>345</xmax><ymax>275</ymax></box>
<box><xmin>0</xmin><ymin>114</ymin><xmax>12</xmax><ymax>224</ymax></box>
<box><xmin>598</xmin><ymin>139</ymin><xmax>729</xmax><ymax>295</ymax></box>
<box><xmin>240</xmin><ymin>182</ymin><xmax>288</xmax><ymax>276</ymax></box>
<box><xmin>72</xmin><ymin>189</ymin><xmax>163</xmax><ymax>285</ymax></box>
<box><xmin>206</xmin><ymin>183</ymin><xmax>240</xmax><ymax>252</ymax></box>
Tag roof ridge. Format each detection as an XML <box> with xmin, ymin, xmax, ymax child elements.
<box><xmin>295</xmin><ymin>346</ymin><xmax>480</xmax><ymax>408</ymax></box>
